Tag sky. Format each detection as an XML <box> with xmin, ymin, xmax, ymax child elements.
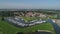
<box><xmin>0</xmin><ymin>0</ymin><xmax>60</xmax><ymax>9</ymax></box>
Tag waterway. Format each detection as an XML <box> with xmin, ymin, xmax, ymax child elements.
<box><xmin>47</xmin><ymin>19</ymin><xmax>60</xmax><ymax>34</ymax></box>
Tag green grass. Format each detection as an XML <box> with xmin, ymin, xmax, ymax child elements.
<box><xmin>0</xmin><ymin>32</ymin><xmax>3</xmax><ymax>34</ymax></box>
<box><xmin>0</xmin><ymin>19</ymin><xmax>55</xmax><ymax>34</ymax></box>
<box><xmin>20</xmin><ymin>16</ymin><xmax>39</xmax><ymax>22</ymax></box>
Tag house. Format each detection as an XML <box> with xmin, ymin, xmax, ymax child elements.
<box><xmin>25</xmin><ymin>12</ymin><xmax>33</xmax><ymax>17</ymax></box>
<box><xmin>39</xmin><ymin>13</ymin><xmax>47</xmax><ymax>18</ymax></box>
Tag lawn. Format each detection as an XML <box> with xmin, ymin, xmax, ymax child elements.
<box><xmin>0</xmin><ymin>19</ymin><xmax>55</xmax><ymax>34</ymax></box>
<box><xmin>0</xmin><ymin>32</ymin><xmax>3</xmax><ymax>34</ymax></box>
<box><xmin>20</xmin><ymin>16</ymin><xmax>39</xmax><ymax>22</ymax></box>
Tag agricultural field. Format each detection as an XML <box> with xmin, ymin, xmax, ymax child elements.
<box><xmin>0</xmin><ymin>18</ymin><xmax>55</xmax><ymax>34</ymax></box>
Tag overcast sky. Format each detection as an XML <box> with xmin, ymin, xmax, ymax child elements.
<box><xmin>0</xmin><ymin>0</ymin><xmax>60</xmax><ymax>9</ymax></box>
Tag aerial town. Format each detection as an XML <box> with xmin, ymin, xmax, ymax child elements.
<box><xmin>0</xmin><ymin>0</ymin><xmax>60</xmax><ymax>34</ymax></box>
<box><xmin>0</xmin><ymin>9</ymin><xmax>60</xmax><ymax>34</ymax></box>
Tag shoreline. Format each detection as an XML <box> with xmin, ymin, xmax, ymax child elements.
<box><xmin>52</xmin><ymin>19</ymin><xmax>60</xmax><ymax>27</ymax></box>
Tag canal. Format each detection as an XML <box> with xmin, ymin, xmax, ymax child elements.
<box><xmin>47</xmin><ymin>19</ymin><xmax>60</xmax><ymax>34</ymax></box>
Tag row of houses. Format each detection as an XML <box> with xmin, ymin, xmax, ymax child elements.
<box><xmin>14</xmin><ymin>11</ymin><xmax>47</xmax><ymax>18</ymax></box>
<box><xmin>4</xmin><ymin>17</ymin><xmax>46</xmax><ymax>27</ymax></box>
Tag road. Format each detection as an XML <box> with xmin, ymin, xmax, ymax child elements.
<box><xmin>55</xmin><ymin>19</ymin><xmax>60</xmax><ymax>27</ymax></box>
<box><xmin>47</xmin><ymin>19</ymin><xmax>60</xmax><ymax>34</ymax></box>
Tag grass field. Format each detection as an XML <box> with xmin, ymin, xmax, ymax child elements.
<box><xmin>0</xmin><ymin>32</ymin><xmax>3</xmax><ymax>34</ymax></box>
<box><xmin>20</xmin><ymin>16</ymin><xmax>40</xmax><ymax>22</ymax></box>
<box><xmin>0</xmin><ymin>19</ymin><xmax>55</xmax><ymax>34</ymax></box>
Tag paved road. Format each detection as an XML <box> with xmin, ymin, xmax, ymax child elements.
<box><xmin>55</xmin><ymin>19</ymin><xmax>60</xmax><ymax>27</ymax></box>
<box><xmin>47</xmin><ymin>19</ymin><xmax>60</xmax><ymax>34</ymax></box>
